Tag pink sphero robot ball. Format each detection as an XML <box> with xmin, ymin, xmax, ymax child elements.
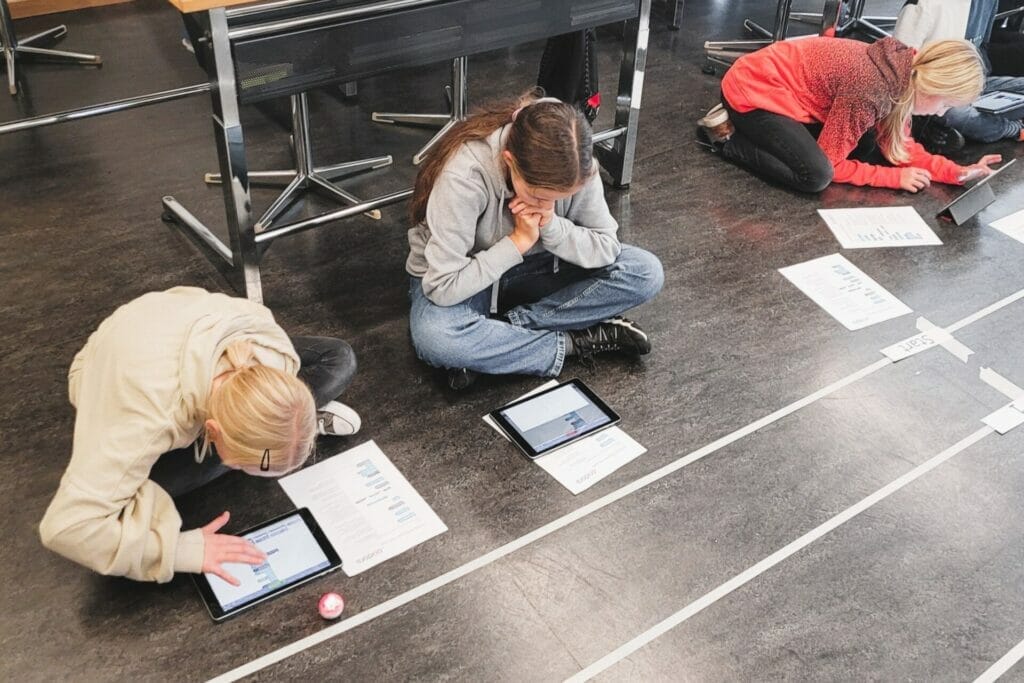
<box><xmin>318</xmin><ymin>592</ymin><xmax>345</xmax><ymax>620</ymax></box>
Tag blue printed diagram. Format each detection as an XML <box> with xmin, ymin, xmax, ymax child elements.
<box><xmin>357</xmin><ymin>458</ymin><xmax>416</xmax><ymax>524</ymax></box>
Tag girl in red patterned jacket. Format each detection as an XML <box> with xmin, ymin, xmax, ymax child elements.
<box><xmin>698</xmin><ymin>37</ymin><xmax>1002</xmax><ymax>193</ymax></box>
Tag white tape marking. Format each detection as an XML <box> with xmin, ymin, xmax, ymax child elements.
<box><xmin>979</xmin><ymin>367</ymin><xmax>1024</xmax><ymax>405</ymax></box>
<box><xmin>916</xmin><ymin>317</ymin><xmax>973</xmax><ymax>363</ymax></box>
<box><xmin>565</xmin><ymin>427</ymin><xmax>993</xmax><ymax>683</ymax></box>
<box><xmin>209</xmin><ymin>287</ymin><xmax>1024</xmax><ymax>682</ymax></box>
<box><xmin>974</xmin><ymin>637</ymin><xmax>1024</xmax><ymax>683</ymax></box>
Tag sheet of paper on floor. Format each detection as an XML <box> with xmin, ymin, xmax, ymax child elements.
<box><xmin>990</xmin><ymin>208</ymin><xmax>1024</xmax><ymax>244</ymax></box>
<box><xmin>279</xmin><ymin>440</ymin><xmax>447</xmax><ymax>576</ymax></box>
<box><xmin>484</xmin><ymin>380</ymin><xmax>646</xmax><ymax>495</ymax></box>
<box><xmin>779</xmin><ymin>253</ymin><xmax>912</xmax><ymax>330</ymax></box>
<box><xmin>817</xmin><ymin>206</ymin><xmax>942</xmax><ymax>248</ymax></box>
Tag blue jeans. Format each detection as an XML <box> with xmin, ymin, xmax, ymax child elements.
<box><xmin>409</xmin><ymin>245</ymin><xmax>664</xmax><ymax>377</ymax></box>
<box><xmin>942</xmin><ymin>76</ymin><xmax>1024</xmax><ymax>143</ymax></box>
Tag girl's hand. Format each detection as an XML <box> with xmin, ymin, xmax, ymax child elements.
<box><xmin>200</xmin><ymin>511</ymin><xmax>267</xmax><ymax>586</ymax></box>
<box><xmin>958</xmin><ymin>154</ymin><xmax>1003</xmax><ymax>183</ymax></box>
<box><xmin>509</xmin><ymin>196</ymin><xmax>554</xmax><ymax>227</ymax></box>
<box><xmin>899</xmin><ymin>167</ymin><xmax>931</xmax><ymax>193</ymax></box>
<box><xmin>509</xmin><ymin>210</ymin><xmax>541</xmax><ymax>254</ymax></box>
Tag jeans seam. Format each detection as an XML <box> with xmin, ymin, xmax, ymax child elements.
<box><xmin>551</xmin><ymin>331</ymin><xmax>566</xmax><ymax>376</ymax></box>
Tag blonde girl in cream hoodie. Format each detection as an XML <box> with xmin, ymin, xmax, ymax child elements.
<box><xmin>40</xmin><ymin>287</ymin><xmax>359</xmax><ymax>585</ymax></box>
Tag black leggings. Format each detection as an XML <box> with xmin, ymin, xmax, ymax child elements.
<box><xmin>720</xmin><ymin>98</ymin><xmax>835</xmax><ymax>193</ymax></box>
<box><xmin>149</xmin><ymin>335</ymin><xmax>356</xmax><ymax>497</ymax></box>
<box><xmin>720</xmin><ymin>96</ymin><xmax>888</xmax><ymax>193</ymax></box>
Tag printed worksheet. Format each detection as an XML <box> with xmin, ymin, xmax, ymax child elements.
<box><xmin>990</xmin><ymin>208</ymin><xmax>1024</xmax><ymax>245</ymax></box>
<box><xmin>817</xmin><ymin>207</ymin><xmax>942</xmax><ymax>248</ymax></box>
<box><xmin>484</xmin><ymin>381</ymin><xmax>646</xmax><ymax>495</ymax></box>
<box><xmin>779</xmin><ymin>254</ymin><xmax>912</xmax><ymax>330</ymax></box>
<box><xmin>279</xmin><ymin>440</ymin><xmax>447</xmax><ymax>577</ymax></box>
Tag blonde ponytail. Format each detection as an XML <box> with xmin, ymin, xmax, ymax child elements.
<box><xmin>878</xmin><ymin>40</ymin><xmax>984</xmax><ymax>164</ymax></box>
<box><xmin>206</xmin><ymin>341</ymin><xmax>317</xmax><ymax>474</ymax></box>
<box><xmin>222</xmin><ymin>339</ymin><xmax>257</xmax><ymax>372</ymax></box>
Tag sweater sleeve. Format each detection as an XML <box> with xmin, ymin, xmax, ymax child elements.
<box><xmin>39</xmin><ymin>362</ymin><xmax>200</xmax><ymax>583</ymax></box>
<box><xmin>902</xmin><ymin>136</ymin><xmax>966</xmax><ymax>185</ymax></box>
<box><xmin>39</xmin><ymin>426</ymin><xmax>198</xmax><ymax>583</ymax></box>
<box><xmin>539</xmin><ymin>171</ymin><xmax>621</xmax><ymax>268</ymax></box>
<box><xmin>421</xmin><ymin>170</ymin><xmax>523</xmax><ymax>307</ymax></box>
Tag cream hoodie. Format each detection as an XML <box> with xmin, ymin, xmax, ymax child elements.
<box><xmin>39</xmin><ymin>287</ymin><xmax>299</xmax><ymax>583</ymax></box>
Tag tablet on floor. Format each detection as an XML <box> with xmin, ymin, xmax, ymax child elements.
<box><xmin>488</xmin><ymin>378</ymin><xmax>620</xmax><ymax>459</ymax></box>
<box><xmin>192</xmin><ymin>507</ymin><xmax>341</xmax><ymax>622</ymax></box>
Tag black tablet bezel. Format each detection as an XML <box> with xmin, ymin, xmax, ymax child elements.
<box><xmin>489</xmin><ymin>378</ymin><xmax>620</xmax><ymax>459</ymax></box>
<box><xmin>192</xmin><ymin>507</ymin><xmax>341</xmax><ymax>622</ymax></box>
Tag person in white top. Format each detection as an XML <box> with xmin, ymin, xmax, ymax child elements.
<box><xmin>39</xmin><ymin>287</ymin><xmax>361</xmax><ymax>585</ymax></box>
<box><xmin>894</xmin><ymin>0</ymin><xmax>1024</xmax><ymax>146</ymax></box>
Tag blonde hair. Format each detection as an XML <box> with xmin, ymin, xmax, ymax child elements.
<box><xmin>878</xmin><ymin>40</ymin><xmax>985</xmax><ymax>164</ymax></box>
<box><xmin>206</xmin><ymin>340</ymin><xmax>317</xmax><ymax>475</ymax></box>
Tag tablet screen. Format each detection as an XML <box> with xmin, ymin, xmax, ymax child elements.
<box><xmin>205</xmin><ymin>512</ymin><xmax>333</xmax><ymax>613</ymax></box>
<box><xmin>498</xmin><ymin>382</ymin><xmax>614</xmax><ymax>454</ymax></box>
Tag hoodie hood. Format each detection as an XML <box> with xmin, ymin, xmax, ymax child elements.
<box><xmin>178</xmin><ymin>292</ymin><xmax>299</xmax><ymax>422</ymax></box>
<box><xmin>865</xmin><ymin>37</ymin><xmax>915</xmax><ymax>103</ymax></box>
<box><xmin>68</xmin><ymin>286</ymin><xmax>298</xmax><ymax>439</ymax></box>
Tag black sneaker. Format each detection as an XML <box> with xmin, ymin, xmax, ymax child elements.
<box><xmin>911</xmin><ymin>115</ymin><xmax>965</xmax><ymax>155</ymax></box>
<box><xmin>446</xmin><ymin>367</ymin><xmax>478</xmax><ymax>391</ymax></box>
<box><xmin>570</xmin><ymin>317</ymin><xmax>652</xmax><ymax>360</ymax></box>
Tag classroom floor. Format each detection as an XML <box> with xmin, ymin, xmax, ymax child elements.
<box><xmin>3</xmin><ymin>0</ymin><xmax>1024</xmax><ymax>680</ymax></box>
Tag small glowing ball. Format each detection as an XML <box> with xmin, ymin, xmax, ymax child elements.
<box><xmin>318</xmin><ymin>592</ymin><xmax>345</xmax><ymax>620</ymax></box>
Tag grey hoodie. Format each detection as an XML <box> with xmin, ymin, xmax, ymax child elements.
<box><xmin>406</xmin><ymin>124</ymin><xmax>621</xmax><ymax>308</ymax></box>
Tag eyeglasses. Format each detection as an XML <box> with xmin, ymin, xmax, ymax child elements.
<box><xmin>260</xmin><ymin>448</ymin><xmax>271</xmax><ymax>472</ymax></box>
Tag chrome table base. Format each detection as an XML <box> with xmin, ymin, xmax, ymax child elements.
<box><xmin>0</xmin><ymin>0</ymin><xmax>101</xmax><ymax>96</ymax></box>
<box><xmin>163</xmin><ymin>0</ymin><xmax>649</xmax><ymax>302</ymax></box>
<box><xmin>372</xmin><ymin>56</ymin><xmax>468</xmax><ymax>166</ymax></box>
<box><xmin>204</xmin><ymin>91</ymin><xmax>392</xmax><ymax>229</ymax></box>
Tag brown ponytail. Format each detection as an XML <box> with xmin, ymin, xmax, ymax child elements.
<box><xmin>409</xmin><ymin>88</ymin><xmax>594</xmax><ymax>225</ymax></box>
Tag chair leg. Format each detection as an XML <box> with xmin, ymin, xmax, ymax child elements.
<box><xmin>206</xmin><ymin>92</ymin><xmax>392</xmax><ymax>229</ymax></box>
<box><xmin>371</xmin><ymin>56</ymin><xmax>467</xmax><ymax>165</ymax></box>
<box><xmin>0</xmin><ymin>0</ymin><xmax>101</xmax><ymax>96</ymax></box>
<box><xmin>703</xmin><ymin>0</ymin><xmax>793</xmax><ymax>69</ymax></box>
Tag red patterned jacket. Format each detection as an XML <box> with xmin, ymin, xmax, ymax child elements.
<box><xmin>721</xmin><ymin>36</ymin><xmax>965</xmax><ymax>188</ymax></box>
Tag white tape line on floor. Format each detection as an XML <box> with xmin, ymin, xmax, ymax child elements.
<box><xmin>210</xmin><ymin>287</ymin><xmax>1024</xmax><ymax>682</ymax></box>
<box><xmin>208</xmin><ymin>359</ymin><xmax>891</xmax><ymax>683</ymax></box>
<box><xmin>974</xmin><ymin>637</ymin><xmax>1024</xmax><ymax>683</ymax></box>
<box><xmin>566</xmin><ymin>426</ymin><xmax>994</xmax><ymax>682</ymax></box>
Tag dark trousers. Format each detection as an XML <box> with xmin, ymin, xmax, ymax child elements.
<box><xmin>149</xmin><ymin>335</ymin><xmax>356</xmax><ymax>497</ymax></box>
<box><xmin>720</xmin><ymin>98</ymin><xmax>835</xmax><ymax>193</ymax></box>
<box><xmin>720</xmin><ymin>95</ymin><xmax>890</xmax><ymax>193</ymax></box>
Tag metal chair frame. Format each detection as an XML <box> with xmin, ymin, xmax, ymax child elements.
<box><xmin>0</xmin><ymin>0</ymin><xmax>101</xmax><ymax>96</ymax></box>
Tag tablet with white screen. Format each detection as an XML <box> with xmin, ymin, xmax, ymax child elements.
<box><xmin>488</xmin><ymin>379</ymin><xmax>620</xmax><ymax>459</ymax></box>
<box><xmin>192</xmin><ymin>508</ymin><xmax>341</xmax><ymax>622</ymax></box>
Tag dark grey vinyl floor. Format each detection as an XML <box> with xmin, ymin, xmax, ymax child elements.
<box><xmin>3</xmin><ymin>1</ymin><xmax>1024</xmax><ymax>680</ymax></box>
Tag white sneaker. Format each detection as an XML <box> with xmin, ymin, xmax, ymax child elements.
<box><xmin>697</xmin><ymin>103</ymin><xmax>735</xmax><ymax>143</ymax></box>
<box><xmin>317</xmin><ymin>400</ymin><xmax>361</xmax><ymax>436</ymax></box>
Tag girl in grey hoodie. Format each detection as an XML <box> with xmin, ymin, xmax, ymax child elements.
<box><xmin>406</xmin><ymin>91</ymin><xmax>663</xmax><ymax>389</ymax></box>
